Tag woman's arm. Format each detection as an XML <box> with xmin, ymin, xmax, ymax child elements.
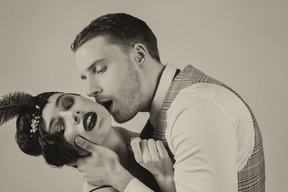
<box><xmin>131</xmin><ymin>138</ymin><xmax>176</xmax><ymax>192</ymax></box>
<box><xmin>83</xmin><ymin>179</ymin><xmax>118</xmax><ymax>192</ymax></box>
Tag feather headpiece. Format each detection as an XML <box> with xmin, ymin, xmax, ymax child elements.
<box><xmin>0</xmin><ymin>92</ymin><xmax>36</xmax><ymax>125</ymax></box>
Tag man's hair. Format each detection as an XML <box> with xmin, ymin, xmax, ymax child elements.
<box><xmin>71</xmin><ymin>13</ymin><xmax>161</xmax><ymax>62</ymax></box>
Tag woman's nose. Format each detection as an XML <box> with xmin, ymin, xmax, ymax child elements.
<box><xmin>72</xmin><ymin>111</ymin><xmax>81</xmax><ymax>124</ymax></box>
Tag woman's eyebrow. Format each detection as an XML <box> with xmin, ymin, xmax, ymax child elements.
<box><xmin>55</xmin><ymin>94</ymin><xmax>65</xmax><ymax>107</ymax></box>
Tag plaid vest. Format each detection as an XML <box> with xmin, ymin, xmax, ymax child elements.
<box><xmin>141</xmin><ymin>65</ymin><xmax>265</xmax><ymax>192</ymax></box>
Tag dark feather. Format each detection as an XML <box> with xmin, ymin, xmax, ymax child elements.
<box><xmin>0</xmin><ymin>92</ymin><xmax>34</xmax><ymax>125</ymax></box>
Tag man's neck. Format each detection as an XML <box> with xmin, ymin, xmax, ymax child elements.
<box><xmin>140</xmin><ymin>61</ymin><xmax>165</xmax><ymax>112</ymax></box>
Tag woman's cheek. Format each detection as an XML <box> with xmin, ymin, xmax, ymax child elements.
<box><xmin>64</xmin><ymin>127</ymin><xmax>79</xmax><ymax>146</ymax></box>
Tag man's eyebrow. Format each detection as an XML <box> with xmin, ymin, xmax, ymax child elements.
<box><xmin>88</xmin><ymin>58</ymin><xmax>106</xmax><ymax>70</ymax></box>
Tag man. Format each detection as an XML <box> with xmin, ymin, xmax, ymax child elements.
<box><xmin>71</xmin><ymin>13</ymin><xmax>265</xmax><ymax>192</ymax></box>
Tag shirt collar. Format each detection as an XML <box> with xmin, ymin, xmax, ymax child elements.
<box><xmin>149</xmin><ymin>63</ymin><xmax>177</xmax><ymax>127</ymax></box>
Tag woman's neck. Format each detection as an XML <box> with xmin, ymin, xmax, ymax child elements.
<box><xmin>102</xmin><ymin>127</ymin><xmax>158</xmax><ymax>189</ymax></box>
<box><xmin>101</xmin><ymin>126</ymin><xmax>130</xmax><ymax>166</ymax></box>
<box><xmin>102</xmin><ymin>126</ymin><xmax>141</xmax><ymax>174</ymax></box>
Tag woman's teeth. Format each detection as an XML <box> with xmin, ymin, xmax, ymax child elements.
<box><xmin>86</xmin><ymin>116</ymin><xmax>92</xmax><ymax>126</ymax></box>
<box><xmin>83</xmin><ymin>112</ymin><xmax>97</xmax><ymax>131</ymax></box>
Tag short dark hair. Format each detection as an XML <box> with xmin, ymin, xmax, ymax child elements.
<box><xmin>71</xmin><ymin>13</ymin><xmax>161</xmax><ymax>62</ymax></box>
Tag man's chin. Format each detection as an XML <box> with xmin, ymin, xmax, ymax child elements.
<box><xmin>113</xmin><ymin>112</ymin><xmax>137</xmax><ymax>124</ymax></box>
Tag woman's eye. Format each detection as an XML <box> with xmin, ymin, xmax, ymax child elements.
<box><xmin>96</xmin><ymin>66</ymin><xmax>107</xmax><ymax>74</ymax></box>
<box><xmin>59</xmin><ymin>123</ymin><xmax>65</xmax><ymax>134</ymax></box>
<box><xmin>54</xmin><ymin>123</ymin><xmax>65</xmax><ymax>135</ymax></box>
<box><xmin>51</xmin><ymin>122</ymin><xmax>65</xmax><ymax>135</ymax></box>
<box><xmin>62</xmin><ymin>97</ymin><xmax>74</xmax><ymax>110</ymax></box>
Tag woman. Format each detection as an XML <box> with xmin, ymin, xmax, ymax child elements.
<box><xmin>0</xmin><ymin>91</ymin><xmax>175</xmax><ymax>192</ymax></box>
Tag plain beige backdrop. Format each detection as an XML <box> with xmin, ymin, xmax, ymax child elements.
<box><xmin>0</xmin><ymin>0</ymin><xmax>287</xmax><ymax>191</ymax></box>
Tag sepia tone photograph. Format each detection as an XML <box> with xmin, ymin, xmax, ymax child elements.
<box><xmin>0</xmin><ymin>0</ymin><xmax>287</xmax><ymax>191</ymax></box>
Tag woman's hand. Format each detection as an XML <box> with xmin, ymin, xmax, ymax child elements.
<box><xmin>131</xmin><ymin>137</ymin><xmax>176</xmax><ymax>192</ymax></box>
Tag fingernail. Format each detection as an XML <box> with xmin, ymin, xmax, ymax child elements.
<box><xmin>75</xmin><ymin>136</ymin><xmax>81</xmax><ymax>145</ymax></box>
<box><xmin>130</xmin><ymin>137</ymin><xmax>135</xmax><ymax>142</ymax></box>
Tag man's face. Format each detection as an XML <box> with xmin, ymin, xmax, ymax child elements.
<box><xmin>75</xmin><ymin>36</ymin><xmax>142</xmax><ymax>123</ymax></box>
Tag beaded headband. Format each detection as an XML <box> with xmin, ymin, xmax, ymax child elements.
<box><xmin>0</xmin><ymin>91</ymin><xmax>58</xmax><ymax>135</ymax></box>
<box><xmin>30</xmin><ymin>114</ymin><xmax>40</xmax><ymax>137</ymax></box>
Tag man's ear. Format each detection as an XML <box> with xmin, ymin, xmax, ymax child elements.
<box><xmin>133</xmin><ymin>43</ymin><xmax>147</xmax><ymax>65</ymax></box>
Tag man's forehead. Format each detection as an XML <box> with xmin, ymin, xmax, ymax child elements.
<box><xmin>76</xmin><ymin>36</ymin><xmax>109</xmax><ymax>54</ymax></box>
<box><xmin>75</xmin><ymin>37</ymin><xmax>109</xmax><ymax>67</ymax></box>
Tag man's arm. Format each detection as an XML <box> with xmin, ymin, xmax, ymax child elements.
<box><xmin>166</xmin><ymin>92</ymin><xmax>239</xmax><ymax>191</ymax></box>
<box><xmin>131</xmin><ymin>138</ymin><xmax>176</xmax><ymax>192</ymax></box>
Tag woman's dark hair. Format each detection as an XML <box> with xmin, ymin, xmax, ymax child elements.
<box><xmin>1</xmin><ymin>92</ymin><xmax>80</xmax><ymax>167</ymax></box>
<box><xmin>71</xmin><ymin>13</ymin><xmax>161</xmax><ymax>62</ymax></box>
<box><xmin>16</xmin><ymin>113</ymin><xmax>80</xmax><ymax>167</ymax></box>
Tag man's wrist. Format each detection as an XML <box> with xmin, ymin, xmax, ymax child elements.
<box><xmin>109</xmin><ymin>161</ymin><xmax>134</xmax><ymax>192</ymax></box>
<box><xmin>155</xmin><ymin>174</ymin><xmax>174</xmax><ymax>185</ymax></box>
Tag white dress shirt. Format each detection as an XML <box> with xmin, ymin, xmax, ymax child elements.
<box><xmin>125</xmin><ymin>63</ymin><xmax>255</xmax><ymax>192</ymax></box>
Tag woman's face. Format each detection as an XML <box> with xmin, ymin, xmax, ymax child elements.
<box><xmin>42</xmin><ymin>93</ymin><xmax>112</xmax><ymax>155</ymax></box>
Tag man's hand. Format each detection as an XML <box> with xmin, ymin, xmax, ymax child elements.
<box><xmin>131</xmin><ymin>137</ymin><xmax>173</xmax><ymax>177</ymax></box>
<box><xmin>131</xmin><ymin>137</ymin><xmax>176</xmax><ymax>192</ymax></box>
<box><xmin>74</xmin><ymin>136</ymin><xmax>134</xmax><ymax>192</ymax></box>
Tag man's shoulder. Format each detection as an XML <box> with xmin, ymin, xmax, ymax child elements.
<box><xmin>174</xmin><ymin>83</ymin><xmax>221</xmax><ymax>101</ymax></box>
<box><xmin>169</xmin><ymin>83</ymin><xmax>245</xmax><ymax>115</ymax></box>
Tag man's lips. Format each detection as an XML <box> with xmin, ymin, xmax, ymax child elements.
<box><xmin>83</xmin><ymin>112</ymin><xmax>97</xmax><ymax>131</ymax></box>
<box><xmin>99</xmin><ymin>100</ymin><xmax>113</xmax><ymax>112</ymax></box>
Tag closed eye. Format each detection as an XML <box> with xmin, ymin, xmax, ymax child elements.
<box><xmin>49</xmin><ymin>119</ymin><xmax>65</xmax><ymax>135</ymax></box>
<box><xmin>62</xmin><ymin>96</ymin><xmax>74</xmax><ymax>110</ymax></box>
<box><xmin>57</xmin><ymin>122</ymin><xmax>65</xmax><ymax>135</ymax></box>
<box><xmin>96</xmin><ymin>65</ymin><xmax>107</xmax><ymax>74</ymax></box>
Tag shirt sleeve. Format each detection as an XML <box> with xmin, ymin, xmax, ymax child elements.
<box><xmin>166</xmin><ymin>84</ymin><xmax>239</xmax><ymax>192</ymax></box>
<box><xmin>124</xmin><ymin>178</ymin><xmax>154</xmax><ymax>192</ymax></box>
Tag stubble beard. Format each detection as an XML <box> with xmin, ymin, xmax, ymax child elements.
<box><xmin>113</xmin><ymin>60</ymin><xmax>142</xmax><ymax>123</ymax></box>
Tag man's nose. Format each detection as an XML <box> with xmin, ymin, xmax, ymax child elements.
<box><xmin>86</xmin><ymin>79</ymin><xmax>103</xmax><ymax>97</ymax></box>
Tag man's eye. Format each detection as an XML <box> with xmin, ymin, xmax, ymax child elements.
<box><xmin>96</xmin><ymin>66</ymin><xmax>107</xmax><ymax>74</ymax></box>
<box><xmin>62</xmin><ymin>97</ymin><xmax>74</xmax><ymax>110</ymax></box>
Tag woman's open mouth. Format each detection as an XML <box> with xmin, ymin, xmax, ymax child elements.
<box><xmin>83</xmin><ymin>112</ymin><xmax>97</xmax><ymax>131</ymax></box>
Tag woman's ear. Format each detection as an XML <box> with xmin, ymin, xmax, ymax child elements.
<box><xmin>133</xmin><ymin>43</ymin><xmax>147</xmax><ymax>65</ymax></box>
